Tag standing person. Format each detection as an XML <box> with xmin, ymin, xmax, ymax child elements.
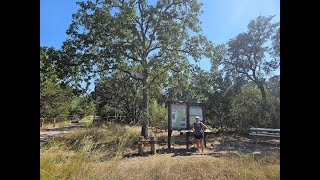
<box><xmin>191</xmin><ymin>116</ymin><xmax>207</xmax><ymax>154</ymax></box>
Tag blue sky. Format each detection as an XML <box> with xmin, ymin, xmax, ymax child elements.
<box><xmin>197</xmin><ymin>0</ymin><xmax>279</xmax><ymax>70</ymax></box>
<box><xmin>41</xmin><ymin>0</ymin><xmax>280</xmax><ymax>91</ymax></box>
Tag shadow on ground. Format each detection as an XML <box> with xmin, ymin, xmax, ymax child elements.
<box><xmin>123</xmin><ymin>133</ymin><xmax>280</xmax><ymax>159</ymax></box>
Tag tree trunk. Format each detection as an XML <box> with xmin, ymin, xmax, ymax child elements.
<box><xmin>258</xmin><ymin>82</ymin><xmax>267</xmax><ymax>103</ymax></box>
<box><xmin>257</xmin><ymin>81</ymin><xmax>268</xmax><ymax>126</ymax></box>
<box><xmin>141</xmin><ymin>70</ymin><xmax>149</xmax><ymax>138</ymax></box>
<box><xmin>141</xmin><ymin>86</ymin><xmax>149</xmax><ymax>138</ymax></box>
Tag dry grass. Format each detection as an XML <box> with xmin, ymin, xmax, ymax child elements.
<box><xmin>41</xmin><ymin>151</ymin><xmax>279</xmax><ymax>180</ymax></box>
<box><xmin>89</xmin><ymin>154</ymin><xmax>279</xmax><ymax>180</ymax></box>
<box><xmin>124</xmin><ymin>125</ymin><xmax>142</xmax><ymax>135</ymax></box>
<box><xmin>41</xmin><ymin>124</ymin><xmax>280</xmax><ymax>180</ymax></box>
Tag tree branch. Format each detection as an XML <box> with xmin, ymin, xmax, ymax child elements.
<box><xmin>165</xmin><ymin>47</ymin><xmax>190</xmax><ymax>54</ymax></box>
<box><xmin>122</xmin><ymin>51</ymin><xmax>141</xmax><ymax>62</ymax></box>
<box><xmin>113</xmin><ymin>65</ymin><xmax>143</xmax><ymax>81</ymax></box>
<box><xmin>146</xmin><ymin>0</ymin><xmax>185</xmax><ymax>55</ymax></box>
<box><xmin>146</xmin><ymin>45</ymin><xmax>162</xmax><ymax>56</ymax></box>
<box><xmin>138</xmin><ymin>0</ymin><xmax>146</xmax><ymax>52</ymax></box>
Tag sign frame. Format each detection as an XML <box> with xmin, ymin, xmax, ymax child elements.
<box><xmin>167</xmin><ymin>101</ymin><xmax>207</xmax><ymax>149</ymax></box>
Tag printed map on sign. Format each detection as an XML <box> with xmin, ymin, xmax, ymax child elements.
<box><xmin>171</xmin><ymin>105</ymin><xmax>186</xmax><ymax>129</ymax></box>
<box><xmin>189</xmin><ymin>106</ymin><xmax>203</xmax><ymax>125</ymax></box>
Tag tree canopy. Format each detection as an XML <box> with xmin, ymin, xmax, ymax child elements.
<box><xmin>57</xmin><ymin>0</ymin><xmax>213</xmax><ymax>137</ymax></box>
<box><xmin>40</xmin><ymin>1</ymin><xmax>280</xmax><ymax>134</ymax></box>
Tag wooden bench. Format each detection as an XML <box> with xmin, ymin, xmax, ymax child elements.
<box><xmin>137</xmin><ymin>136</ymin><xmax>157</xmax><ymax>155</ymax></box>
<box><xmin>249</xmin><ymin>127</ymin><xmax>280</xmax><ymax>145</ymax></box>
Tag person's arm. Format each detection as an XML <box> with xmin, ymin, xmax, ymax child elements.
<box><xmin>201</xmin><ymin>123</ymin><xmax>207</xmax><ymax>131</ymax></box>
<box><xmin>191</xmin><ymin>123</ymin><xmax>195</xmax><ymax>131</ymax></box>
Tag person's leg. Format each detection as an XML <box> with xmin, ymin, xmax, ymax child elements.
<box><xmin>194</xmin><ymin>136</ymin><xmax>197</xmax><ymax>150</ymax></box>
<box><xmin>196</xmin><ymin>138</ymin><xmax>200</xmax><ymax>152</ymax></box>
<box><xmin>200</xmin><ymin>139</ymin><xmax>204</xmax><ymax>153</ymax></box>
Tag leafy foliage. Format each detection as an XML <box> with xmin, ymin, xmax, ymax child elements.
<box><xmin>230</xmin><ymin>87</ymin><xmax>262</xmax><ymax>132</ymax></box>
<box><xmin>148</xmin><ymin>99</ymin><xmax>167</xmax><ymax>128</ymax></box>
<box><xmin>59</xmin><ymin>0</ymin><xmax>213</xmax><ymax>137</ymax></box>
<box><xmin>40</xmin><ymin>46</ymin><xmax>75</xmax><ymax>121</ymax></box>
<box><xmin>41</xmin><ymin>46</ymin><xmax>96</xmax><ymax>123</ymax></box>
<box><xmin>221</xmin><ymin>15</ymin><xmax>279</xmax><ymax>102</ymax></box>
<box><xmin>93</xmin><ymin>71</ymin><xmax>143</xmax><ymax>123</ymax></box>
<box><xmin>41</xmin><ymin>1</ymin><xmax>280</xmax><ymax>134</ymax></box>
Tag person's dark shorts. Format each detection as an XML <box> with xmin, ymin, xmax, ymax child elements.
<box><xmin>194</xmin><ymin>134</ymin><xmax>203</xmax><ymax>139</ymax></box>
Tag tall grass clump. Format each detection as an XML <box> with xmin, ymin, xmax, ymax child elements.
<box><xmin>41</xmin><ymin>122</ymin><xmax>139</xmax><ymax>179</ymax></box>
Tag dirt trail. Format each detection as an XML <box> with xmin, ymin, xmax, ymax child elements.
<box><xmin>40</xmin><ymin>124</ymin><xmax>84</xmax><ymax>145</ymax></box>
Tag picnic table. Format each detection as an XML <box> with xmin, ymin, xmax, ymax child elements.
<box><xmin>249</xmin><ymin>127</ymin><xmax>280</xmax><ymax>145</ymax></box>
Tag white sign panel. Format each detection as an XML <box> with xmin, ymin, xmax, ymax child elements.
<box><xmin>189</xmin><ymin>106</ymin><xmax>203</xmax><ymax>126</ymax></box>
<box><xmin>171</xmin><ymin>104</ymin><xmax>186</xmax><ymax>129</ymax></box>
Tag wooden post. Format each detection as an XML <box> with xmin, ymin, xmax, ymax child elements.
<box><xmin>168</xmin><ymin>102</ymin><xmax>172</xmax><ymax>149</ymax></box>
<box><xmin>138</xmin><ymin>136</ymin><xmax>144</xmax><ymax>156</ymax></box>
<box><xmin>150</xmin><ymin>136</ymin><xmax>156</xmax><ymax>155</ymax></box>
<box><xmin>186</xmin><ymin>103</ymin><xmax>190</xmax><ymax>149</ymax></box>
<box><xmin>202</xmin><ymin>105</ymin><xmax>207</xmax><ymax>147</ymax></box>
<box><xmin>53</xmin><ymin>118</ymin><xmax>56</xmax><ymax>127</ymax></box>
<box><xmin>40</xmin><ymin>118</ymin><xmax>44</xmax><ymax>128</ymax></box>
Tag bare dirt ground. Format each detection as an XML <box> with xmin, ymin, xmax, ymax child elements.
<box><xmin>123</xmin><ymin>130</ymin><xmax>280</xmax><ymax>159</ymax></box>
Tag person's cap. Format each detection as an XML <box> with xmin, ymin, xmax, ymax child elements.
<box><xmin>195</xmin><ymin>116</ymin><xmax>200</xmax><ymax>119</ymax></box>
